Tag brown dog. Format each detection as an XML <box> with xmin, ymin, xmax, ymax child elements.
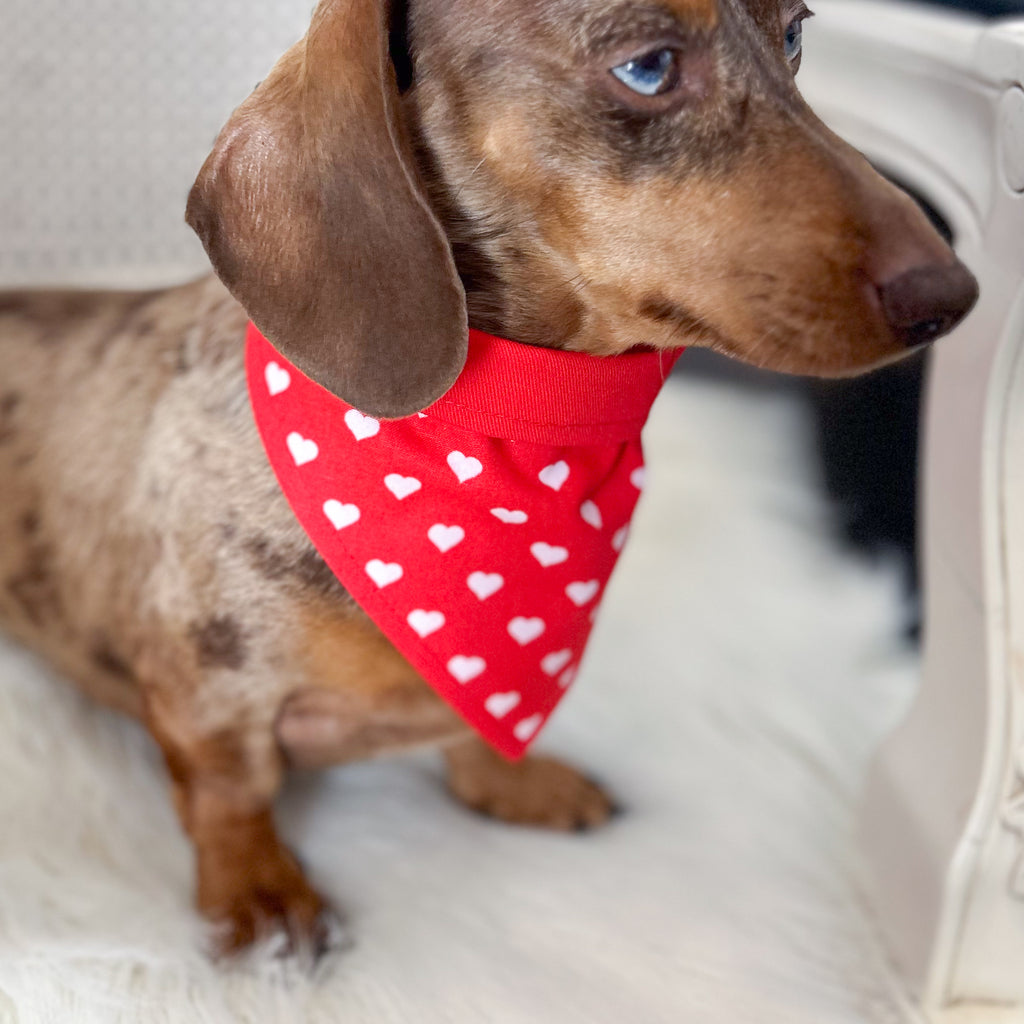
<box><xmin>0</xmin><ymin>0</ymin><xmax>977</xmax><ymax>957</ymax></box>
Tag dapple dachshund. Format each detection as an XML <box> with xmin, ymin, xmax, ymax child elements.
<box><xmin>0</xmin><ymin>0</ymin><xmax>978</xmax><ymax>957</ymax></box>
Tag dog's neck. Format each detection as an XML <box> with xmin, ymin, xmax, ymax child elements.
<box><xmin>405</xmin><ymin>99</ymin><xmax>626</xmax><ymax>358</ymax></box>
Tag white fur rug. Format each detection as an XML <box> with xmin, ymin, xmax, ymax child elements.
<box><xmin>0</xmin><ymin>371</ymin><xmax>921</xmax><ymax>1023</ymax></box>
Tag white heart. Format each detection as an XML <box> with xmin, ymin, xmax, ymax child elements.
<box><xmin>408</xmin><ymin>609</ymin><xmax>445</xmax><ymax>638</ymax></box>
<box><xmin>485</xmin><ymin>691</ymin><xmax>521</xmax><ymax>718</ymax></box>
<box><xmin>612</xmin><ymin>525</ymin><xmax>630</xmax><ymax>552</ymax></box>
<box><xmin>538</xmin><ymin>461</ymin><xmax>570</xmax><ymax>491</ymax></box>
<box><xmin>428</xmin><ymin>523</ymin><xmax>465</xmax><ymax>553</ymax></box>
<box><xmin>580</xmin><ymin>500</ymin><xmax>603</xmax><ymax>529</ymax></box>
<box><xmin>345</xmin><ymin>409</ymin><xmax>380</xmax><ymax>441</ymax></box>
<box><xmin>447</xmin><ymin>451</ymin><xmax>483</xmax><ymax>483</ymax></box>
<box><xmin>630</xmin><ymin>466</ymin><xmax>646</xmax><ymax>490</ymax></box>
<box><xmin>264</xmin><ymin>361</ymin><xmax>291</xmax><ymax>396</ymax></box>
<box><xmin>530</xmin><ymin>542</ymin><xmax>569</xmax><ymax>568</ymax></box>
<box><xmin>559</xmin><ymin>666</ymin><xmax>577</xmax><ymax>688</ymax></box>
<box><xmin>467</xmin><ymin>571</ymin><xmax>504</xmax><ymax>600</ymax></box>
<box><xmin>385</xmin><ymin>474</ymin><xmax>422</xmax><ymax>500</ymax></box>
<box><xmin>514</xmin><ymin>714</ymin><xmax>543</xmax><ymax>743</ymax></box>
<box><xmin>566</xmin><ymin>580</ymin><xmax>600</xmax><ymax>607</ymax></box>
<box><xmin>365</xmin><ymin>559</ymin><xmax>403</xmax><ymax>588</ymax></box>
<box><xmin>323</xmin><ymin>500</ymin><xmax>360</xmax><ymax>531</ymax></box>
<box><xmin>449</xmin><ymin>655</ymin><xmax>486</xmax><ymax>684</ymax></box>
<box><xmin>541</xmin><ymin>649</ymin><xmax>573</xmax><ymax>677</ymax></box>
<box><xmin>491</xmin><ymin>508</ymin><xmax>529</xmax><ymax>525</ymax></box>
<box><xmin>508</xmin><ymin>616</ymin><xmax>545</xmax><ymax>646</ymax></box>
<box><xmin>286</xmin><ymin>432</ymin><xmax>319</xmax><ymax>466</ymax></box>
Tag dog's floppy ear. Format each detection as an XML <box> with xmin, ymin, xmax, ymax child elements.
<box><xmin>186</xmin><ymin>0</ymin><xmax>467</xmax><ymax>418</ymax></box>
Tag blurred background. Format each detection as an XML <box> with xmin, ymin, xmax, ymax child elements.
<box><xmin>2</xmin><ymin>1</ymin><xmax>1023</xmax><ymax>1022</ymax></box>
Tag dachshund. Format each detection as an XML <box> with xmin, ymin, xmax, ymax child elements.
<box><xmin>0</xmin><ymin>0</ymin><xmax>978</xmax><ymax>957</ymax></box>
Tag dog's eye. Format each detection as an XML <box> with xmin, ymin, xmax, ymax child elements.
<box><xmin>610</xmin><ymin>49</ymin><xmax>680</xmax><ymax>97</ymax></box>
<box><xmin>783</xmin><ymin>18</ymin><xmax>803</xmax><ymax>62</ymax></box>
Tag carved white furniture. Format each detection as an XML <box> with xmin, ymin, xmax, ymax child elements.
<box><xmin>802</xmin><ymin>4</ymin><xmax>1024</xmax><ymax>1018</ymax></box>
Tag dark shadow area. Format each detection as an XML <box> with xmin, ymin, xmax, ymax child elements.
<box><xmin>911</xmin><ymin>0</ymin><xmax>1024</xmax><ymax>16</ymax></box>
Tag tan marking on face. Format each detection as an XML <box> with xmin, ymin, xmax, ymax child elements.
<box><xmin>481</xmin><ymin>114</ymin><xmax>535</xmax><ymax>174</ymax></box>
<box><xmin>551</xmin><ymin>164</ymin><xmax>888</xmax><ymax>370</ymax></box>
<box><xmin>665</xmin><ymin>0</ymin><xmax>719</xmax><ymax>31</ymax></box>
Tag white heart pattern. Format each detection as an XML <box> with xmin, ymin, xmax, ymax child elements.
<box><xmin>530</xmin><ymin>542</ymin><xmax>569</xmax><ymax>568</ymax></box>
<box><xmin>565</xmin><ymin>580</ymin><xmax>599</xmax><ymax>607</ymax></box>
<box><xmin>408</xmin><ymin>609</ymin><xmax>445</xmax><ymax>638</ymax></box>
<box><xmin>541</xmin><ymin>649</ymin><xmax>573</xmax><ymax>677</ymax></box>
<box><xmin>580</xmin><ymin>500</ymin><xmax>603</xmax><ymax>529</ymax></box>
<box><xmin>559</xmin><ymin>666</ymin><xmax>577</xmax><ymax>688</ymax></box>
<box><xmin>538</xmin><ymin>460</ymin><xmax>570</xmax><ymax>491</ymax></box>
<box><xmin>323</xmin><ymin>500</ymin><xmax>360</xmax><ymax>531</ymax></box>
<box><xmin>467</xmin><ymin>571</ymin><xmax>504</xmax><ymax>600</ymax></box>
<box><xmin>508</xmin><ymin>616</ymin><xmax>545</xmax><ymax>646</ymax></box>
<box><xmin>428</xmin><ymin>523</ymin><xmax>465</xmax><ymax>553</ymax></box>
<box><xmin>286</xmin><ymin>432</ymin><xmax>319</xmax><ymax>466</ymax></box>
<box><xmin>345</xmin><ymin>409</ymin><xmax>380</xmax><ymax>441</ymax></box>
<box><xmin>513</xmin><ymin>714</ymin><xmax>543</xmax><ymax>743</ymax></box>
<box><xmin>491</xmin><ymin>508</ymin><xmax>529</xmax><ymax>525</ymax></box>
<box><xmin>630</xmin><ymin>466</ymin><xmax>646</xmax><ymax>490</ymax></box>
<box><xmin>485</xmin><ymin>691</ymin><xmax>521</xmax><ymax>718</ymax></box>
<box><xmin>612</xmin><ymin>525</ymin><xmax>630</xmax><ymax>552</ymax></box>
<box><xmin>447</xmin><ymin>451</ymin><xmax>483</xmax><ymax>483</ymax></box>
<box><xmin>449</xmin><ymin>655</ymin><xmax>486</xmax><ymax>684</ymax></box>
<box><xmin>365</xmin><ymin>559</ymin><xmax>403</xmax><ymax>588</ymax></box>
<box><xmin>264</xmin><ymin>361</ymin><xmax>291</xmax><ymax>396</ymax></box>
<box><xmin>384</xmin><ymin>474</ymin><xmax>422</xmax><ymax>500</ymax></box>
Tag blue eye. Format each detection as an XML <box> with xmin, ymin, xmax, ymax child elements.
<box><xmin>610</xmin><ymin>49</ymin><xmax>679</xmax><ymax>97</ymax></box>
<box><xmin>784</xmin><ymin>19</ymin><xmax>802</xmax><ymax>61</ymax></box>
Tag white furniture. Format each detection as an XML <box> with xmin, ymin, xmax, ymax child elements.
<box><xmin>801</xmin><ymin>4</ymin><xmax>1024</xmax><ymax>1017</ymax></box>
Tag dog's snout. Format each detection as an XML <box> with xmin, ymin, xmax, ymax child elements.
<box><xmin>876</xmin><ymin>260</ymin><xmax>979</xmax><ymax>348</ymax></box>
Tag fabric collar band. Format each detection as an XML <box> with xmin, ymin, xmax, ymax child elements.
<box><xmin>424</xmin><ymin>329</ymin><xmax>680</xmax><ymax>446</ymax></box>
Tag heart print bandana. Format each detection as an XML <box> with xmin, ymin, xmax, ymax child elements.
<box><xmin>247</xmin><ymin>322</ymin><xmax>682</xmax><ymax>759</ymax></box>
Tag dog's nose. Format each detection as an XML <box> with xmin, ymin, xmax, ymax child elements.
<box><xmin>877</xmin><ymin>260</ymin><xmax>979</xmax><ymax>347</ymax></box>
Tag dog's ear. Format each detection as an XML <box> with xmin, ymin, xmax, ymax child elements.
<box><xmin>186</xmin><ymin>0</ymin><xmax>467</xmax><ymax>418</ymax></box>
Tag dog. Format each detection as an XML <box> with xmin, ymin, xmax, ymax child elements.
<box><xmin>0</xmin><ymin>0</ymin><xmax>978</xmax><ymax>957</ymax></box>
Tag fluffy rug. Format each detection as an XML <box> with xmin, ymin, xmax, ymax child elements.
<box><xmin>0</xmin><ymin>371</ymin><xmax>921</xmax><ymax>1023</ymax></box>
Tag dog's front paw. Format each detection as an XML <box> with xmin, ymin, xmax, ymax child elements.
<box><xmin>200</xmin><ymin>843</ymin><xmax>342</xmax><ymax>963</ymax></box>
<box><xmin>445</xmin><ymin>740</ymin><xmax>617</xmax><ymax>831</ymax></box>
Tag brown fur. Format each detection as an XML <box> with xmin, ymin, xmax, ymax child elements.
<box><xmin>0</xmin><ymin>0</ymin><xmax>976</xmax><ymax>957</ymax></box>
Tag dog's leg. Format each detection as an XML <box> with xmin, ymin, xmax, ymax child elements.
<box><xmin>143</xmin><ymin>684</ymin><xmax>335</xmax><ymax>958</ymax></box>
<box><xmin>443</xmin><ymin>737</ymin><xmax>616</xmax><ymax>831</ymax></box>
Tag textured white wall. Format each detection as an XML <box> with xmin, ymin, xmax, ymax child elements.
<box><xmin>0</xmin><ymin>0</ymin><xmax>314</xmax><ymax>286</ymax></box>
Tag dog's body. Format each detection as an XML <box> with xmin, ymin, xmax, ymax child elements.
<box><xmin>1</xmin><ymin>0</ymin><xmax>978</xmax><ymax>955</ymax></box>
<box><xmin>0</xmin><ymin>277</ymin><xmax>612</xmax><ymax>949</ymax></box>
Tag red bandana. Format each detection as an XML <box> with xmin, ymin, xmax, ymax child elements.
<box><xmin>246</xmin><ymin>323</ymin><xmax>682</xmax><ymax>759</ymax></box>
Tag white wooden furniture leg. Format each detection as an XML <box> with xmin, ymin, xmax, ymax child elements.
<box><xmin>801</xmin><ymin>4</ymin><xmax>1024</xmax><ymax>1015</ymax></box>
<box><xmin>861</xmin><ymin>272</ymin><xmax>1024</xmax><ymax>1016</ymax></box>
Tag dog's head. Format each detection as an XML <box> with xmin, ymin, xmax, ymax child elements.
<box><xmin>188</xmin><ymin>0</ymin><xmax>978</xmax><ymax>417</ymax></box>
